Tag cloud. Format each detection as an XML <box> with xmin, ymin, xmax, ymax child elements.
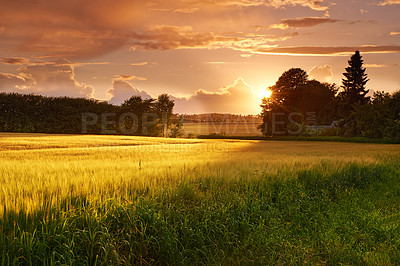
<box><xmin>172</xmin><ymin>78</ymin><xmax>261</xmax><ymax>114</ymax></box>
<box><xmin>147</xmin><ymin>0</ymin><xmax>266</xmax><ymax>11</ymax></box>
<box><xmin>205</xmin><ymin>62</ymin><xmax>230</xmax><ymax>64</ymax></box>
<box><xmin>149</xmin><ymin>0</ymin><xmax>328</xmax><ymax>11</ymax></box>
<box><xmin>309</xmin><ymin>65</ymin><xmax>333</xmax><ymax>82</ymax></box>
<box><xmin>70</xmin><ymin>62</ymin><xmax>110</xmax><ymax>67</ymax></box>
<box><xmin>0</xmin><ymin>0</ymin><xmax>144</xmax><ymax>59</ymax></box>
<box><xmin>130</xmin><ymin>62</ymin><xmax>149</xmax><ymax>66</ymax></box>
<box><xmin>173</xmin><ymin>7</ymin><xmax>201</xmax><ymax>13</ymax></box>
<box><xmin>0</xmin><ymin>59</ymin><xmax>93</xmax><ymax>98</ymax></box>
<box><xmin>107</xmin><ymin>79</ymin><xmax>152</xmax><ymax>105</ymax></box>
<box><xmin>240</xmin><ymin>54</ymin><xmax>254</xmax><ymax>58</ymax></box>
<box><xmin>0</xmin><ymin>73</ymin><xmax>29</xmax><ymax>93</ymax></box>
<box><xmin>270</xmin><ymin>17</ymin><xmax>339</xmax><ymax>29</ymax></box>
<box><xmin>255</xmin><ymin>45</ymin><xmax>400</xmax><ymax>56</ymax></box>
<box><xmin>17</xmin><ymin>29</ymin><xmax>127</xmax><ymax>59</ymax></box>
<box><xmin>1</xmin><ymin>57</ymin><xmax>30</xmax><ymax>65</ymax></box>
<box><xmin>113</xmin><ymin>75</ymin><xmax>147</xmax><ymax>81</ymax></box>
<box><xmin>130</xmin><ymin>26</ymin><xmax>236</xmax><ymax>50</ymax></box>
<box><xmin>107</xmin><ymin>76</ymin><xmax>263</xmax><ymax>113</ymax></box>
<box><xmin>178</xmin><ymin>0</ymin><xmax>265</xmax><ymax>8</ymax></box>
<box><xmin>364</xmin><ymin>64</ymin><xmax>397</xmax><ymax>68</ymax></box>
<box><xmin>0</xmin><ymin>0</ymin><xmax>328</xmax><ymax>59</ymax></box>
<box><xmin>347</xmin><ymin>20</ymin><xmax>376</xmax><ymax>25</ymax></box>
<box><xmin>130</xmin><ymin>25</ymin><xmax>298</xmax><ymax>52</ymax></box>
<box><xmin>379</xmin><ymin>0</ymin><xmax>400</xmax><ymax>5</ymax></box>
<box><xmin>268</xmin><ymin>0</ymin><xmax>329</xmax><ymax>11</ymax></box>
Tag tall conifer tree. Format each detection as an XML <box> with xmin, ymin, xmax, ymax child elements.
<box><xmin>341</xmin><ymin>50</ymin><xmax>369</xmax><ymax>106</ymax></box>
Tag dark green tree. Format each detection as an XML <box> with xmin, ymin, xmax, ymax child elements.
<box><xmin>259</xmin><ymin>91</ymin><xmax>274</xmax><ymax>136</ymax></box>
<box><xmin>154</xmin><ymin>94</ymin><xmax>175</xmax><ymax>137</ymax></box>
<box><xmin>169</xmin><ymin>115</ymin><xmax>184</xmax><ymax>138</ymax></box>
<box><xmin>0</xmin><ymin>92</ymin><xmax>114</xmax><ymax>134</ymax></box>
<box><xmin>121</xmin><ymin>96</ymin><xmax>154</xmax><ymax>113</ymax></box>
<box><xmin>272</xmin><ymin>68</ymin><xmax>308</xmax><ymax>107</ymax></box>
<box><xmin>259</xmin><ymin>68</ymin><xmax>308</xmax><ymax>135</ymax></box>
<box><xmin>295</xmin><ymin>80</ymin><xmax>338</xmax><ymax>125</ymax></box>
<box><xmin>337</xmin><ymin>51</ymin><xmax>370</xmax><ymax>136</ymax></box>
<box><xmin>346</xmin><ymin>90</ymin><xmax>400</xmax><ymax>139</ymax></box>
<box><xmin>259</xmin><ymin>68</ymin><xmax>337</xmax><ymax>136</ymax></box>
<box><xmin>340</xmin><ymin>51</ymin><xmax>370</xmax><ymax>112</ymax></box>
<box><xmin>120</xmin><ymin>96</ymin><xmax>155</xmax><ymax>135</ymax></box>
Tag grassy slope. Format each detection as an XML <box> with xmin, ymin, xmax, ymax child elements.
<box><xmin>0</xmin><ymin>133</ymin><xmax>399</xmax><ymax>265</ymax></box>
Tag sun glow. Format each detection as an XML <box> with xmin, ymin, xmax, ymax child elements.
<box><xmin>261</xmin><ymin>89</ymin><xmax>272</xmax><ymax>99</ymax></box>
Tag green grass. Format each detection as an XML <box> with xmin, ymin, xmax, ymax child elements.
<box><xmin>1</xmin><ymin>133</ymin><xmax>400</xmax><ymax>265</ymax></box>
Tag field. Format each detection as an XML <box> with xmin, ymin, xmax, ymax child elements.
<box><xmin>182</xmin><ymin>122</ymin><xmax>262</xmax><ymax>136</ymax></box>
<box><xmin>1</xmin><ymin>133</ymin><xmax>400</xmax><ymax>264</ymax></box>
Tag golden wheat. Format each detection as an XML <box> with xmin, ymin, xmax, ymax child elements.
<box><xmin>1</xmin><ymin>133</ymin><xmax>399</xmax><ymax>215</ymax></box>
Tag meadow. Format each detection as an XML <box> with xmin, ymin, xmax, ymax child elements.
<box><xmin>1</xmin><ymin>133</ymin><xmax>400</xmax><ymax>265</ymax></box>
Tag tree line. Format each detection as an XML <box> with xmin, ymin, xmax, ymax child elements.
<box><xmin>1</xmin><ymin>50</ymin><xmax>399</xmax><ymax>140</ymax></box>
<box><xmin>0</xmin><ymin>93</ymin><xmax>177</xmax><ymax>136</ymax></box>
<box><xmin>259</xmin><ymin>51</ymin><xmax>400</xmax><ymax>140</ymax></box>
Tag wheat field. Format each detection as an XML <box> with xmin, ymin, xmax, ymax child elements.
<box><xmin>1</xmin><ymin>132</ymin><xmax>397</xmax><ymax>214</ymax></box>
<box><xmin>182</xmin><ymin>122</ymin><xmax>262</xmax><ymax>136</ymax></box>
<box><xmin>1</xmin><ymin>133</ymin><xmax>399</xmax><ymax>264</ymax></box>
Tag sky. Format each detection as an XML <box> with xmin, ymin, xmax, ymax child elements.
<box><xmin>0</xmin><ymin>0</ymin><xmax>399</xmax><ymax>114</ymax></box>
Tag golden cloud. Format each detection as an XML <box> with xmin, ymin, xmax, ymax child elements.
<box><xmin>0</xmin><ymin>0</ymin><xmax>144</xmax><ymax>59</ymax></box>
<box><xmin>255</xmin><ymin>45</ymin><xmax>400</xmax><ymax>56</ymax></box>
<box><xmin>107</xmin><ymin>79</ymin><xmax>152</xmax><ymax>105</ymax></box>
<box><xmin>309</xmin><ymin>65</ymin><xmax>333</xmax><ymax>82</ymax></box>
<box><xmin>130</xmin><ymin>26</ymin><xmax>237</xmax><ymax>50</ymax></box>
<box><xmin>1</xmin><ymin>57</ymin><xmax>30</xmax><ymax>65</ymax></box>
<box><xmin>137</xmin><ymin>0</ymin><xmax>324</xmax><ymax>15</ymax></box>
<box><xmin>0</xmin><ymin>0</ymin><xmax>328</xmax><ymax>59</ymax></box>
<box><xmin>130</xmin><ymin>25</ymin><xmax>298</xmax><ymax>51</ymax></box>
<box><xmin>364</xmin><ymin>64</ymin><xmax>397</xmax><ymax>68</ymax></box>
<box><xmin>270</xmin><ymin>17</ymin><xmax>339</xmax><ymax>29</ymax></box>
<box><xmin>172</xmin><ymin>78</ymin><xmax>261</xmax><ymax>114</ymax></box>
<box><xmin>128</xmin><ymin>26</ymin><xmax>400</xmax><ymax>57</ymax></box>
<box><xmin>130</xmin><ymin>62</ymin><xmax>150</xmax><ymax>66</ymax></box>
<box><xmin>170</xmin><ymin>0</ymin><xmax>329</xmax><ymax>11</ymax></box>
<box><xmin>0</xmin><ymin>59</ymin><xmax>93</xmax><ymax>97</ymax></box>
<box><xmin>114</xmin><ymin>75</ymin><xmax>148</xmax><ymax>81</ymax></box>
<box><xmin>379</xmin><ymin>0</ymin><xmax>400</xmax><ymax>5</ymax></box>
<box><xmin>0</xmin><ymin>73</ymin><xmax>30</xmax><ymax>93</ymax></box>
<box><xmin>268</xmin><ymin>0</ymin><xmax>329</xmax><ymax>10</ymax></box>
<box><xmin>19</xmin><ymin>29</ymin><xmax>127</xmax><ymax>59</ymax></box>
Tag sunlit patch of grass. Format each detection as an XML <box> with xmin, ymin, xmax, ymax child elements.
<box><xmin>0</xmin><ymin>133</ymin><xmax>399</xmax><ymax>264</ymax></box>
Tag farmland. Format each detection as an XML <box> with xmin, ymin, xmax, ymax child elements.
<box><xmin>1</xmin><ymin>133</ymin><xmax>400</xmax><ymax>264</ymax></box>
<box><xmin>182</xmin><ymin>122</ymin><xmax>262</xmax><ymax>136</ymax></box>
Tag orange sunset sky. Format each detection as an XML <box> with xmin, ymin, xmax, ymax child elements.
<box><xmin>0</xmin><ymin>0</ymin><xmax>399</xmax><ymax>114</ymax></box>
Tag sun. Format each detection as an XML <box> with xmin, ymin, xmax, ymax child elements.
<box><xmin>261</xmin><ymin>89</ymin><xmax>272</xmax><ymax>99</ymax></box>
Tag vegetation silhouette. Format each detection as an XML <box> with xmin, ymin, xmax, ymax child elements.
<box><xmin>0</xmin><ymin>93</ymin><xmax>175</xmax><ymax>136</ymax></box>
<box><xmin>259</xmin><ymin>51</ymin><xmax>399</xmax><ymax>141</ymax></box>
<box><xmin>340</xmin><ymin>50</ymin><xmax>370</xmax><ymax>109</ymax></box>
<box><xmin>259</xmin><ymin>68</ymin><xmax>337</xmax><ymax>136</ymax></box>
